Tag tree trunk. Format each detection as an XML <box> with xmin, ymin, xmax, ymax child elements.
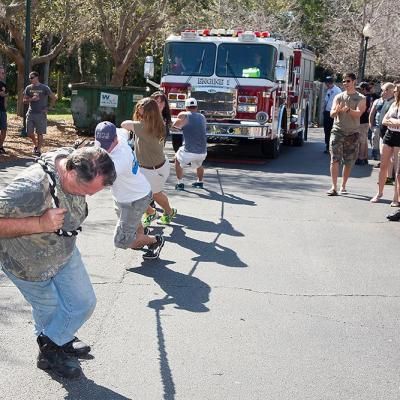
<box><xmin>57</xmin><ymin>71</ymin><xmax>63</xmax><ymax>99</ymax></box>
<box><xmin>110</xmin><ymin>64</ymin><xmax>129</xmax><ymax>86</ymax></box>
<box><xmin>16</xmin><ymin>61</ymin><xmax>26</xmax><ymax>118</ymax></box>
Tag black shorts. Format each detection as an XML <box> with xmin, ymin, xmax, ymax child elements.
<box><xmin>383</xmin><ymin>130</ymin><xmax>400</xmax><ymax>148</ymax></box>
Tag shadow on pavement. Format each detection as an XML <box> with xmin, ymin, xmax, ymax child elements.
<box><xmin>168</xmin><ymin>224</ymin><xmax>247</xmax><ymax>268</ymax></box>
<box><xmin>174</xmin><ymin>214</ymin><xmax>244</xmax><ymax>237</ymax></box>
<box><xmin>54</xmin><ymin>373</ymin><xmax>132</xmax><ymax>399</ymax></box>
<box><xmin>127</xmin><ymin>260</ymin><xmax>210</xmax><ymax>313</ymax></box>
<box><xmin>182</xmin><ymin>188</ymin><xmax>256</xmax><ymax>206</ymax></box>
<box><xmin>127</xmin><ymin>259</ymin><xmax>212</xmax><ymax>400</ymax></box>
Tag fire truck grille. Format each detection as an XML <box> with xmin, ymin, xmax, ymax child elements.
<box><xmin>194</xmin><ymin>91</ymin><xmax>235</xmax><ymax>117</ymax></box>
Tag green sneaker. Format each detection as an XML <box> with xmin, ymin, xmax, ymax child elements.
<box><xmin>142</xmin><ymin>211</ymin><xmax>158</xmax><ymax>227</ymax></box>
<box><xmin>157</xmin><ymin>208</ymin><xmax>177</xmax><ymax>225</ymax></box>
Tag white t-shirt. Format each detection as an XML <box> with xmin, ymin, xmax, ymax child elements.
<box><xmin>109</xmin><ymin>129</ymin><xmax>151</xmax><ymax>202</ymax></box>
<box><xmin>324</xmin><ymin>85</ymin><xmax>342</xmax><ymax>112</ymax></box>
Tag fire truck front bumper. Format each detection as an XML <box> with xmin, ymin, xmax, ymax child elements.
<box><xmin>205</xmin><ymin>122</ymin><xmax>275</xmax><ymax>140</ymax></box>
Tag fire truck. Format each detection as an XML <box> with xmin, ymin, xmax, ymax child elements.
<box><xmin>144</xmin><ymin>29</ymin><xmax>316</xmax><ymax>158</ymax></box>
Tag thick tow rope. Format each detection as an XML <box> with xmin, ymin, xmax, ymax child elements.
<box><xmin>36</xmin><ymin>158</ymin><xmax>82</xmax><ymax>237</ymax></box>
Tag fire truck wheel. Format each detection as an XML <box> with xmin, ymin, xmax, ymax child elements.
<box><xmin>260</xmin><ymin>138</ymin><xmax>280</xmax><ymax>159</ymax></box>
<box><xmin>293</xmin><ymin>131</ymin><xmax>304</xmax><ymax>146</ymax></box>
<box><xmin>171</xmin><ymin>135</ymin><xmax>183</xmax><ymax>153</ymax></box>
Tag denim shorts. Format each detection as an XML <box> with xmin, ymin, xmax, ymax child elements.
<box><xmin>113</xmin><ymin>192</ymin><xmax>152</xmax><ymax>249</ymax></box>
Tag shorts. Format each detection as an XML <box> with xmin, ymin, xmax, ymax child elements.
<box><xmin>330</xmin><ymin>130</ymin><xmax>359</xmax><ymax>165</ymax></box>
<box><xmin>0</xmin><ymin>111</ymin><xmax>7</xmax><ymax>130</ymax></box>
<box><xmin>382</xmin><ymin>130</ymin><xmax>400</xmax><ymax>148</ymax></box>
<box><xmin>113</xmin><ymin>192</ymin><xmax>152</xmax><ymax>249</ymax></box>
<box><xmin>176</xmin><ymin>147</ymin><xmax>207</xmax><ymax>168</ymax></box>
<box><xmin>26</xmin><ymin>112</ymin><xmax>47</xmax><ymax>135</ymax></box>
<box><xmin>140</xmin><ymin>158</ymin><xmax>170</xmax><ymax>194</ymax></box>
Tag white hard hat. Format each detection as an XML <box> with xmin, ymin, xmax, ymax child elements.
<box><xmin>185</xmin><ymin>97</ymin><xmax>197</xmax><ymax>107</ymax></box>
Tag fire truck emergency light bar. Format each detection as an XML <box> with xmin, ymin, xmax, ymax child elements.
<box><xmin>181</xmin><ymin>29</ymin><xmax>271</xmax><ymax>39</ymax></box>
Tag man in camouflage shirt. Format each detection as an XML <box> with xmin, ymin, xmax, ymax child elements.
<box><xmin>0</xmin><ymin>147</ymin><xmax>116</xmax><ymax>379</ymax></box>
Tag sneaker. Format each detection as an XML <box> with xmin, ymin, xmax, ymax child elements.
<box><xmin>142</xmin><ymin>235</ymin><xmax>165</xmax><ymax>259</ymax></box>
<box><xmin>37</xmin><ymin>334</ymin><xmax>81</xmax><ymax>379</ymax></box>
<box><xmin>175</xmin><ymin>183</ymin><xmax>185</xmax><ymax>191</ymax></box>
<box><xmin>32</xmin><ymin>147</ymin><xmax>41</xmax><ymax>156</ymax></box>
<box><xmin>61</xmin><ymin>336</ymin><xmax>91</xmax><ymax>356</ymax></box>
<box><xmin>386</xmin><ymin>209</ymin><xmax>400</xmax><ymax>221</ymax></box>
<box><xmin>373</xmin><ymin>162</ymin><xmax>381</xmax><ymax>169</ymax></box>
<box><xmin>143</xmin><ymin>226</ymin><xmax>150</xmax><ymax>235</ymax></box>
<box><xmin>385</xmin><ymin>177</ymin><xmax>394</xmax><ymax>185</ymax></box>
<box><xmin>157</xmin><ymin>208</ymin><xmax>177</xmax><ymax>225</ymax></box>
<box><xmin>142</xmin><ymin>211</ymin><xmax>158</xmax><ymax>227</ymax></box>
<box><xmin>191</xmin><ymin>181</ymin><xmax>204</xmax><ymax>188</ymax></box>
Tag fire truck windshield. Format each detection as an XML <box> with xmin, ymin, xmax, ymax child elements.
<box><xmin>216</xmin><ymin>44</ymin><xmax>276</xmax><ymax>80</ymax></box>
<box><xmin>162</xmin><ymin>42</ymin><xmax>216</xmax><ymax>77</ymax></box>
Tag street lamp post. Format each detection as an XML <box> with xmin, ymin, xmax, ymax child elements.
<box><xmin>360</xmin><ymin>22</ymin><xmax>373</xmax><ymax>82</ymax></box>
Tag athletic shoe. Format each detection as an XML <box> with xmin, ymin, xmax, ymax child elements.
<box><xmin>157</xmin><ymin>208</ymin><xmax>177</xmax><ymax>225</ymax></box>
<box><xmin>191</xmin><ymin>181</ymin><xmax>204</xmax><ymax>188</ymax></box>
<box><xmin>386</xmin><ymin>209</ymin><xmax>400</xmax><ymax>222</ymax></box>
<box><xmin>385</xmin><ymin>177</ymin><xmax>394</xmax><ymax>185</ymax></box>
<box><xmin>142</xmin><ymin>211</ymin><xmax>158</xmax><ymax>227</ymax></box>
<box><xmin>142</xmin><ymin>235</ymin><xmax>165</xmax><ymax>259</ymax></box>
<box><xmin>143</xmin><ymin>226</ymin><xmax>150</xmax><ymax>235</ymax></box>
<box><xmin>62</xmin><ymin>337</ymin><xmax>91</xmax><ymax>356</ymax></box>
<box><xmin>32</xmin><ymin>147</ymin><xmax>41</xmax><ymax>156</ymax></box>
<box><xmin>175</xmin><ymin>183</ymin><xmax>185</xmax><ymax>191</ymax></box>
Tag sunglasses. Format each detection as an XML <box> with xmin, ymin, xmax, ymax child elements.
<box><xmin>29</xmin><ymin>76</ymin><xmax>37</xmax><ymax>80</ymax></box>
<box><xmin>343</xmin><ymin>80</ymin><xmax>352</xmax><ymax>83</ymax></box>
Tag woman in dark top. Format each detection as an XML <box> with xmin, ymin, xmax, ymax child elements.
<box><xmin>151</xmin><ymin>91</ymin><xmax>172</xmax><ymax>140</ymax></box>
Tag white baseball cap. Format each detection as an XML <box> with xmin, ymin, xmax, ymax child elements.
<box><xmin>185</xmin><ymin>97</ymin><xmax>197</xmax><ymax>107</ymax></box>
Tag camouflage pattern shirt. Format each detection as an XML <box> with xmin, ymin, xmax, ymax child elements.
<box><xmin>0</xmin><ymin>149</ymin><xmax>88</xmax><ymax>281</ymax></box>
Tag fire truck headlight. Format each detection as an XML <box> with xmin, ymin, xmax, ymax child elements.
<box><xmin>170</xmin><ymin>101</ymin><xmax>186</xmax><ymax>110</ymax></box>
<box><xmin>238</xmin><ymin>105</ymin><xmax>257</xmax><ymax>113</ymax></box>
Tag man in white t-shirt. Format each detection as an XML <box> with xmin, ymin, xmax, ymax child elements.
<box><xmin>323</xmin><ymin>76</ymin><xmax>342</xmax><ymax>153</ymax></box>
<box><xmin>95</xmin><ymin>121</ymin><xmax>164</xmax><ymax>260</ymax></box>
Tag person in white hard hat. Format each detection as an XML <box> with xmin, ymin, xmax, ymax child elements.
<box><xmin>172</xmin><ymin>97</ymin><xmax>207</xmax><ymax>191</ymax></box>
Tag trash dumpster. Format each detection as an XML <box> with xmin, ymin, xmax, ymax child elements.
<box><xmin>70</xmin><ymin>83</ymin><xmax>150</xmax><ymax>134</ymax></box>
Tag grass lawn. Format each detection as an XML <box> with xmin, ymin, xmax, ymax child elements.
<box><xmin>7</xmin><ymin>96</ymin><xmax>73</xmax><ymax>122</ymax></box>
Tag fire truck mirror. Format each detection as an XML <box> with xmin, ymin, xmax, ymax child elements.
<box><xmin>144</xmin><ymin>56</ymin><xmax>155</xmax><ymax>79</ymax></box>
<box><xmin>275</xmin><ymin>60</ymin><xmax>286</xmax><ymax>82</ymax></box>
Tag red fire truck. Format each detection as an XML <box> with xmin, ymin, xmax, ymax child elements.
<box><xmin>144</xmin><ymin>28</ymin><xmax>316</xmax><ymax>158</ymax></box>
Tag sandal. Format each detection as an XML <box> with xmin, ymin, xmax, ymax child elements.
<box><xmin>339</xmin><ymin>188</ymin><xmax>348</xmax><ymax>195</ymax></box>
<box><xmin>390</xmin><ymin>201</ymin><xmax>400</xmax><ymax>207</ymax></box>
<box><xmin>370</xmin><ymin>194</ymin><xmax>383</xmax><ymax>203</ymax></box>
<box><xmin>326</xmin><ymin>189</ymin><xmax>338</xmax><ymax>196</ymax></box>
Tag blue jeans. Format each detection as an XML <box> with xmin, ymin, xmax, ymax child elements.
<box><xmin>2</xmin><ymin>247</ymin><xmax>96</xmax><ymax>346</ymax></box>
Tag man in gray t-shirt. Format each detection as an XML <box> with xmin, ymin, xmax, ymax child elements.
<box><xmin>23</xmin><ymin>71</ymin><xmax>57</xmax><ymax>156</ymax></box>
<box><xmin>172</xmin><ymin>97</ymin><xmax>207</xmax><ymax>190</ymax></box>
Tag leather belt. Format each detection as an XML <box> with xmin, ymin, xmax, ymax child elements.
<box><xmin>140</xmin><ymin>160</ymin><xmax>166</xmax><ymax>170</ymax></box>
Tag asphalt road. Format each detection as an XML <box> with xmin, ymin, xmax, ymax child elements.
<box><xmin>1</xmin><ymin>128</ymin><xmax>400</xmax><ymax>400</ymax></box>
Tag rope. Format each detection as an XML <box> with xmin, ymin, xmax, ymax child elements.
<box><xmin>36</xmin><ymin>158</ymin><xmax>82</xmax><ymax>237</ymax></box>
